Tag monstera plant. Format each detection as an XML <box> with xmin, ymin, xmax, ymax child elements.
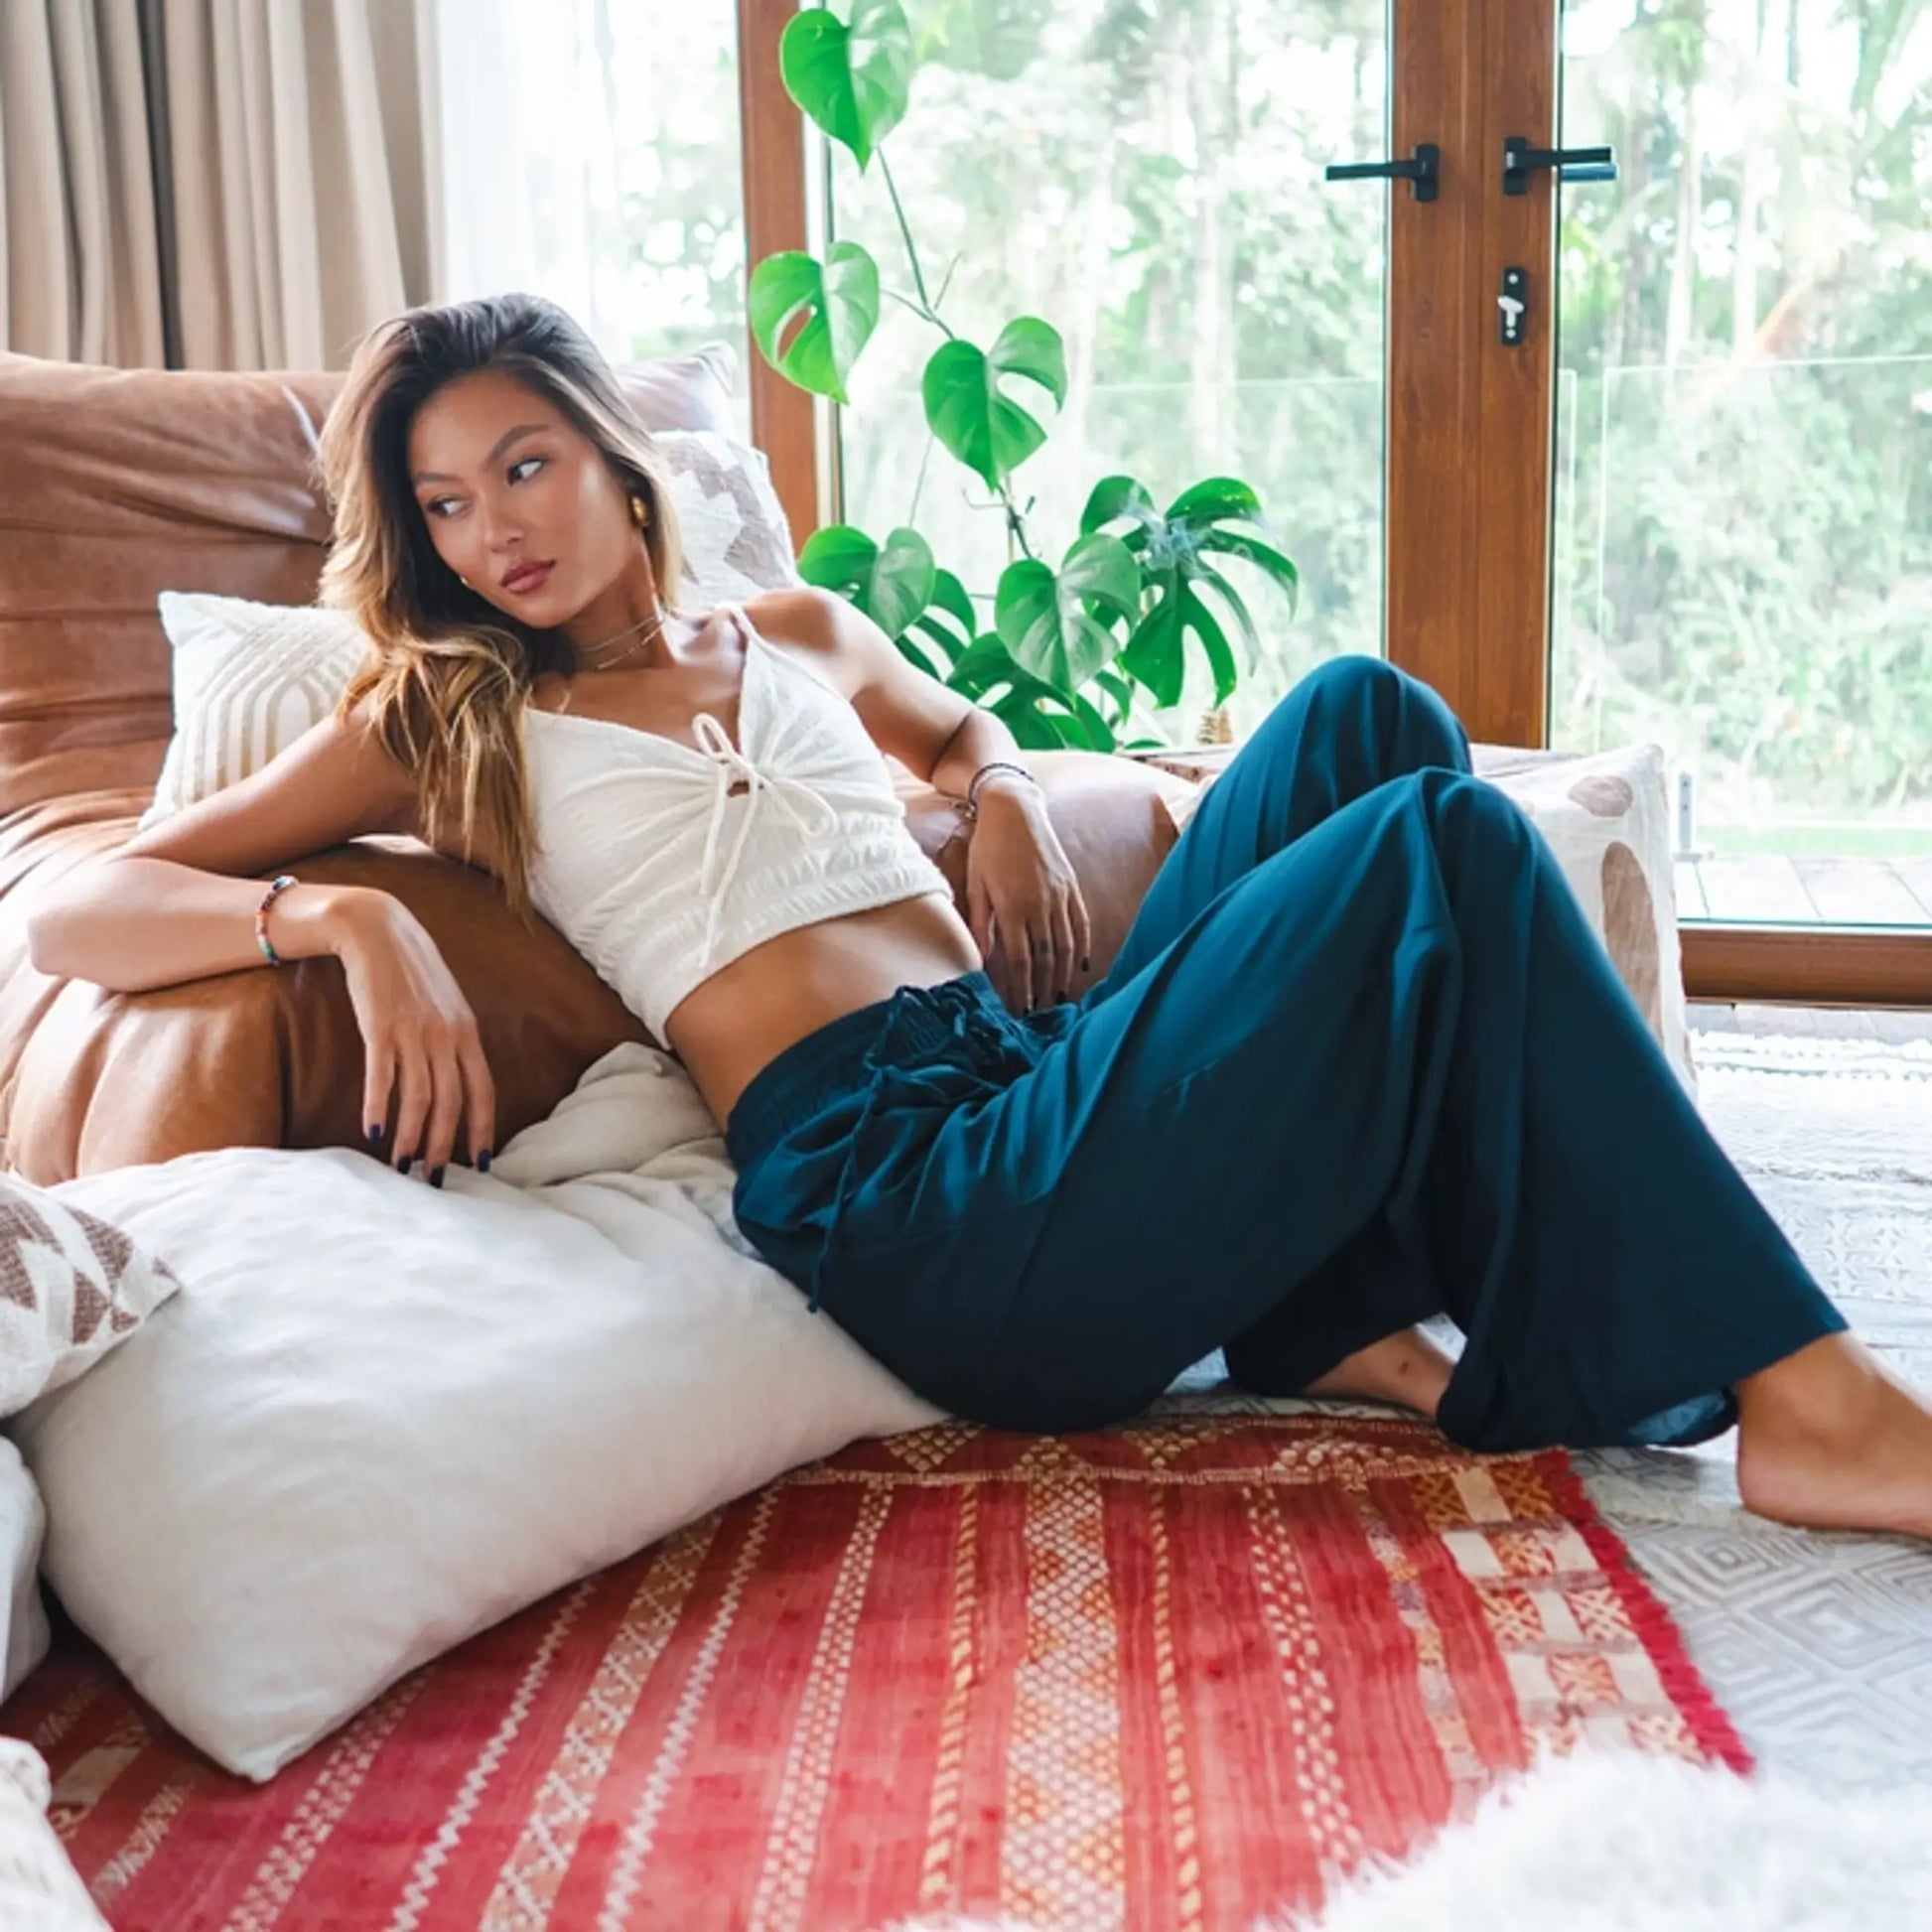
<box><xmin>747</xmin><ymin>0</ymin><xmax>1299</xmax><ymax>752</ymax></box>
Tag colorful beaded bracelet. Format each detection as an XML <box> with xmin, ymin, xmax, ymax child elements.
<box><xmin>255</xmin><ymin>874</ymin><xmax>297</xmax><ymax>966</ymax></box>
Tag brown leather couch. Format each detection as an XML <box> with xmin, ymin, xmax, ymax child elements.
<box><xmin>0</xmin><ymin>348</ymin><xmax>1190</xmax><ymax>1181</ymax></box>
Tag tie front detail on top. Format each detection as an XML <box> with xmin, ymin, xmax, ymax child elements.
<box><xmin>522</xmin><ymin>610</ymin><xmax>956</xmax><ymax>1045</ymax></box>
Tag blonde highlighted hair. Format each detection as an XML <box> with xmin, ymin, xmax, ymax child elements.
<box><xmin>316</xmin><ymin>292</ymin><xmax>684</xmax><ymax>913</ymax></box>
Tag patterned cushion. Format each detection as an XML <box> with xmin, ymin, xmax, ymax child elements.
<box><xmin>656</xmin><ymin>429</ymin><xmax>801</xmax><ymax>603</ymax></box>
<box><xmin>1153</xmin><ymin>739</ymin><xmax>1695</xmax><ymax>1090</ymax></box>
<box><xmin>139</xmin><ymin>429</ymin><xmax>801</xmax><ymax>826</ymax></box>
<box><xmin>0</xmin><ymin>1176</ymin><xmax>181</xmax><ymax>1417</ymax></box>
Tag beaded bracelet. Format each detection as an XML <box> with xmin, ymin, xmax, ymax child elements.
<box><xmin>962</xmin><ymin>759</ymin><xmax>1038</xmax><ymax>821</ymax></box>
<box><xmin>255</xmin><ymin>875</ymin><xmax>297</xmax><ymax>966</ymax></box>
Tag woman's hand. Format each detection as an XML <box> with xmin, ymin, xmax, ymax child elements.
<box><xmin>964</xmin><ymin>784</ymin><xmax>1093</xmax><ymax>1015</ymax></box>
<box><xmin>330</xmin><ymin>890</ymin><xmax>496</xmax><ymax>1182</ymax></box>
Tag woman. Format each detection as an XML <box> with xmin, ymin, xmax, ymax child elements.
<box><xmin>28</xmin><ymin>293</ymin><xmax>1932</xmax><ymax>1542</ymax></box>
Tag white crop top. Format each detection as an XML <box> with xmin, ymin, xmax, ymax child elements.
<box><xmin>522</xmin><ymin>612</ymin><xmax>956</xmax><ymax>1044</ymax></box>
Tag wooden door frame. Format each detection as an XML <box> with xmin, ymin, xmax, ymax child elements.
<box><xmin>736</xmin><ymin>0</ymin><xmax>823</xmax><ymax>544</ymax></box>
<box><xmin>1388</xmin><ymin>0</ymin><xmax>1929</xmax><ymax>1008</ymax></box>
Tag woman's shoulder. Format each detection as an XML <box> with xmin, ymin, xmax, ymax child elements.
<box><xmin>735</xmin><ymin>587</ymin><xmax>865</xmax><ymax>700</ymax></box>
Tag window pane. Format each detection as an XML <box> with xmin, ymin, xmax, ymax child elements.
<box><xmin>434</xmin><ymin>0</ymin><xmax>748</xmax><ymax>437</ymax></box>
<box><xmin>1553</xmin><ymin>1</ymin><xmax>1932</xmax><ymax>927</ymax></box>
<box><xmin>830</xmin><ymin>0</ymin><xmax>1388</xmax><ymax>741</ymax></box>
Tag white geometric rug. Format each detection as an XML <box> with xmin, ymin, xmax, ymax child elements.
<box><xmin>1159</xmin><ymin>1028</ymin><xmax>1932</xmax><ymax>1796</ymax></box>
<box><xmin>888</xmin><ymin>1747</ymin><xmax>1932</xmax><ymax>1931</ymax></box>
<box><xmin>1574</xmin><ymin>1030</ymin><xmax>1932</xmax><ymax>1796</ymax></box>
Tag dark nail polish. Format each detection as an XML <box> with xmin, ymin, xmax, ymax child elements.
<box><xmin>397</xmin><ymin>1155</ymin><xmax>413</xmax><ymax>1175</ymax></box>
<box><xmin>478</xmin><ymin>1149</ymin><xmax>492</xmax><ymax>1173</ymax></box>
<box><xmin>1080</xmin><ymin>956</ymin><xmax>1091</xmax><ymax>971</ymax></box>
<box><xmin>1056</xmin><ymin>989</ymin><xmax>1067</xmax><ymax>1004</ymax></box>
<box><xmin>429</xmin><ymin>1166</ymin><xmax>446</xmax><ymax>1188</ymax></box>
<box><xmin>365</xmin><ymin>1123</ymin><xmax>382</xmax><ymax>1144</ymax></box>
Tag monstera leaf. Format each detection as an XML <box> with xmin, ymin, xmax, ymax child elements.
<box><xmin>922</xmin><ymin>318</ymin><xmax>1067</xmax><ymax>491</ymax></box>
<box><xmin>992</xmin><ymin>534</ymin><xmax>1139</xmax><ymax>693</ymax></box>
<box><xmin>1083</xmin><ymin>473</ymin><xmax>1300</xmax><ymax>709</ymax></box>
<box><xmin>749</xmin><ymin>243</ymin><xmax>881</xmax><ymax>402</ymax></box>
<box><xmin>797</xmin><ymin>522</ymin><xmax>935</xmax><ymax>640</ymax></box>
<box><xmin>944</xmin><ymin>635</ymin><xmax>1114</xmax><ymax>752</ymax></box>
<box><xmin>779</xmin><ymin>1</ymin><xmax>914</xmax><ymax>171</ymax></box>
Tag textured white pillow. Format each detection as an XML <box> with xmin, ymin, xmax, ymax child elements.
<box><xmin>0</xmin><ymin>1741</ymin><xmax>107</xmax><ymax>1929</ymax></box>
<box><xmin>0</xmin><ymin>1441</ymin><xmax>48</xmax><ymax>1704</ymax></box>
<box><xmin>139</xmin><ymin>430</ymin><xmax>802</xmax><ymax>826</ymax></box>
<box><xmin>13</xmin><ymin>1048</ymin><xmax>935</xmax><ymax>1781</ymax></box>
<box><xmin>0</xmin><ymin>1176</ymin><xmax>182</xmax><ymax>1416</ymax></box>
<box><xmin>140</xmin><ymin>594</ymin><xmax>367</xmax><ymax>827</ymax></box>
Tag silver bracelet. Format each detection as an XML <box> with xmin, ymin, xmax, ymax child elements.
<box><xmin>962</xmin><ymin>759</ymin><xmax>1038</xmax><ymax>821</ymax></box>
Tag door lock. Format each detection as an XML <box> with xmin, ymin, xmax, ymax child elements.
<box><xmin>1497</xmin><ymin>266</ymin><xmax>1528</xmax><ymax>346</ymax></box>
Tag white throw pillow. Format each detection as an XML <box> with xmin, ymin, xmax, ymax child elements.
<box><xmin>0</xmin><ymin>1176</ymin><xmax>182</xmax><ymax>1416</ymax></box>
<box><xmin>0</xmin><ymin>1741</ymin><xmax>107</xmax><ymax>1929</ymax></box>
<box><xmin>0</xmin><ymin>1441</ymin><xmax>48</xmax><ymax>1704</ymax></box>
<box><xmin>139</xmin><ymin>429</ymin><xmax>802</xmax><ymax>827</ymax></box>
<box><xmin>12</xmin><ymin>1047</ymin><xmax>936</xmax><ymax>1781</ymax></box>
<box><xmin>140</xmin><ymin>595</ymin><xmax>367</xmax><ymax>827</ymax></box>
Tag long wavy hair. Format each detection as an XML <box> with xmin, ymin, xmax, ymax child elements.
<box><xmin>316</xmin><ymin>292</ymin><xmax>684</xmax><ymax>914</ymax></box>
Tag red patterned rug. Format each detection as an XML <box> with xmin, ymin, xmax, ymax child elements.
<box><xmin>3</xmin><ymin>1415</ymin><xmax>1746</xmax><ymax>1931</ymax></box>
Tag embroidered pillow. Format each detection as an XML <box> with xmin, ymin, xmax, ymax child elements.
<box><xmin>139</xmin><ymin>430</ymin><xmax>801</xmax><ymax>827</ymax></box>
<box><xmin>0</xmin><ymin>1177</ymin><xmax>182</xmax><ymax>1417</ymax></box>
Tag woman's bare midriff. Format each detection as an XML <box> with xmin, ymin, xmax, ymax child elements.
<box><xmin>663</xmin><ymin>890</ymin><xmax>984</xmax><ymax>1127</ymax></box>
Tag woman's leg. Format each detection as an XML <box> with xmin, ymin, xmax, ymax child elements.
<box><xmin>1087</xmin><ymin>653</ymin><xmax>1471</xmax><ymax>1413</ymax></box>
<box><xmin>774</xmin><ymin>768</ymin><xmax>1855</xmax><ymax>1471</ymax></box>
<box><xmin>1091</xmin><ymin>652</ymin><xmax>1471</xmax><ymax>997</ymax></box>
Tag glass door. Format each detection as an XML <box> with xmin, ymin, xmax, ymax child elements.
<box><xmin>824</xmin><ymin>0</ymin><xmax>1392</xmax><ymax>746</ymax></box>
<box><xmin>1551</xmin><ymin>0</ymin><xmax>1932</xmax><ymax>933</ymax></box>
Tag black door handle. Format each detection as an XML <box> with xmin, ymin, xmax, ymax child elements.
<box><xmin>1502</xmin><ymin>136</ymin><xmax>1617</xmax><ymax>196</ymax></box>
<box><xmin>1324</xmin><ymin>143</ymin><xmax>1439</xmax><ymax>204</ymax></box>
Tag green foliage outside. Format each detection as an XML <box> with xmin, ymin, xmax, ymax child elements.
<box><xmin>620</xmin><ymin>0</ymin><xmax>1930</xmax><ymax>850</ymax></box>
<box><xmin>747</xmin><ymin>0</ymin><xmax>1301</xmax><ymax>752</ymax></box>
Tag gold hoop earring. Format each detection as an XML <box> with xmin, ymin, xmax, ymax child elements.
<box><xmin>629</xmin><ymin>492</ymin><xmax>649</xmax><ymax>530</ymax></box>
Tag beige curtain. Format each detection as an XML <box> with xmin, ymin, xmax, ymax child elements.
<box><xmin>0</xmin><ymin>0</ymin><xmax>168</xmax><ymax>364</ymax></box>
<box><xmin>0</xmin><ymin>0</ymin><xmax>444</xmax><ymax>370</ymax></box>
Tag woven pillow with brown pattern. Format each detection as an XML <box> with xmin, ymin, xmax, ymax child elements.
<box><xmin>0</xmin><ymin>1178</ymin><xmax>182</xmax><ymax>1417</ymax></box>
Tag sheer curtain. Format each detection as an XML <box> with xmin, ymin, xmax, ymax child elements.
<box><xmin>429</xmin><ymin>0</ymin><xmax>638</xmax><ymax>363</ymax></box>
<box><xmin>428</xmin><ymin>0</ymin><xmax>751</xmax><ymax>408</ymax></box>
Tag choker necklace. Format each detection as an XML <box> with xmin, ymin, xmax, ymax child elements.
<box><xmin>575</xmin><ymin>608</ymin><xmax>667</xmax><ymax>673</ymax></box>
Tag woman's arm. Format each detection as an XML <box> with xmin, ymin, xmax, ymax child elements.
<box><xmin>29</xmin><ymin>707</ymin><xmax>496</xmax><ymax>1176</ymax></box>
<box><xmin>26</xmin><ymin>707</ymin><xmax>418</xmax><ymax>992</ymax></box>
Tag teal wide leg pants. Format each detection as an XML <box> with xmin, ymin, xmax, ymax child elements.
<box><xmin>725</xmin><ymin>655</ymin><xmax>1846</xmax><ymax>1451</ymax></box>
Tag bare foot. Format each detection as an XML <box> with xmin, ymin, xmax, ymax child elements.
<box><xmin>1734</xmin><ymin>1333</ymin><xmax>1932</xmax><ymax>1540</ymax></box>
<box><xmin>1301</xmin><ymin>1324</ymin><xmax>1454</xmax><ymax>1423</ymax></box>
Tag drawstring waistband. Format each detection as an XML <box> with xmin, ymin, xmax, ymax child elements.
<box><xmin>723</xmin><ymin>971</ymin><xmax>1038</xmax><ymax>1314</ymax></box>
<box><xmin>723</xmin><ymin>971</ymin><xmax>1008</xmax><ymax>1169</ymax></box>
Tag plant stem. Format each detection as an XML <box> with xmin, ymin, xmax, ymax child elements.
<box><xmin>877</xmin><ymin>153</ymin><xmax>1033</xmax><ymax>561</ymax></box>
<box><xmin>1000</xmin><ymin>487</ymin><xmax>1036</xmax><ymax>562</ymax></box>
<box><xmin>879</xmin><ymin>151</ymin><xmax>935</xmax><ymax>318</ymax></box>
<box><xmin>908</xmin><ymin>432</ymin><xmax>936</xmax><ymax>525</ymax></box>
<box><xmin>881</xmin><ymin>285</ymin><xmax>950</xmax><ymax>333</ymax></box>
